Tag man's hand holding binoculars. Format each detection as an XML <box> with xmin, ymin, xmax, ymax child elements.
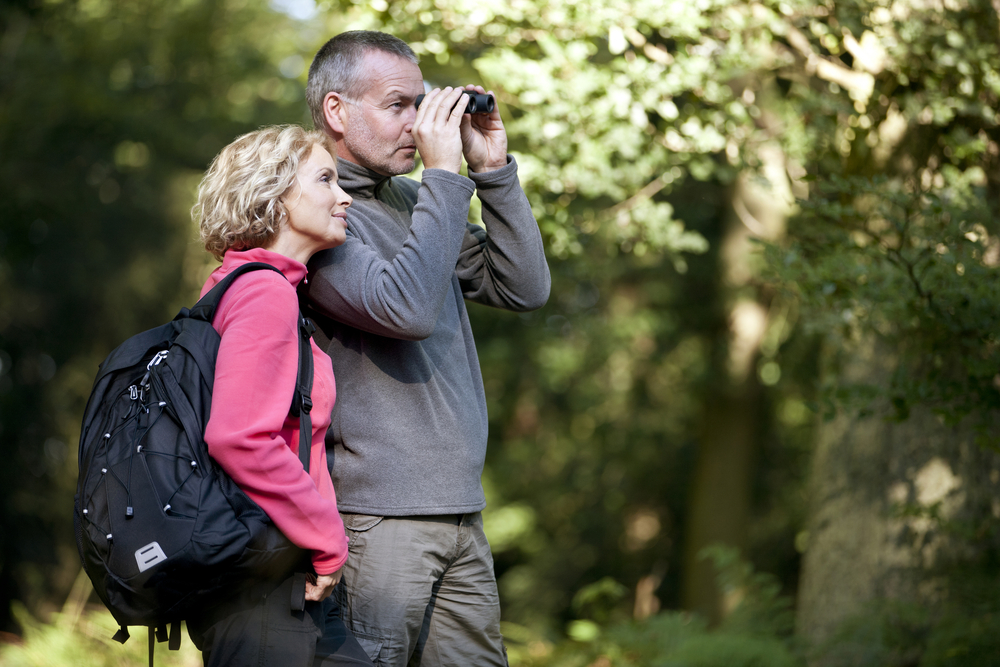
<box><xmin>412</xmin><ymin>85</ymin><xmax>507</xmax><ymax>175</ymax></box>
<box><xmin>456</xmin><ymin>85</ymin><xmax>507</xmax><ymax>174</ymax></box>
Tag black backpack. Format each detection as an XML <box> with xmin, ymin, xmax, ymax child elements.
<box><xmin>74</xmin><ymin>262</ymin><xmax>316</xmax><ymax>659</ymax></box>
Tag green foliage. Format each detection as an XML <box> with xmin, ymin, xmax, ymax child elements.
<box><xmin>758</xmin><ymin>0</ymin><xmax>1000</xmax><ymax>435</ymax></box>
<box><xmin>6</xmin><ymin>0</ymin><xmax>1000</xmax><ymax>657</ymax></box>
<box><xmin>318</xmin><ymin>0</ymin><xmax>744</xmax><ymax>264</ymax></box>
<box><xmin>477</xmin><ymin>242</ymin><xmax>714</xmax><ymax>629</ymax></box>
<box><xmin>922</xmin><ymin>611</ymin><xmax>1000</xmax><ymax>667</ymax></box>
<box><xmin>504</xmin><ymin>550</ymin><xmax>801</xmax><ymax>666</ymax></box>
<box><xmin>0</xmin><ymin>604</ymin><xmax>200</xmax><ymax>667</ymax></box>
<box><xmin>701</xmin><ymin>545</ymin><xmax>795</xmax><ymax>640</ymax></box>
<box><xmin>764</xmin><ymin>172</ymin><xmax>1000</xmax><ymax>431</ymax></box>
<box><xmin>506</xmin><ymin>612</ymin><xmax>802</xmax><ymax>667</ymax></box>
<box><xmin>571</xmin><ymin>577</ymin><xmax>629</xmax><ymax>626</ymax></box>
<box><xmin>810</xmin><ymin>593</ymin><xmax>1000</xmax><ymax>667</ymax></box>
<box><xmin>919</xmin><ymin>566</ymin><xmax>1000</xmax><ymax>665</ymax></box>
<box><xmin>0</xmin><ymin>0</ymin><xmax>307</xmax><ymax>631</ymax></box>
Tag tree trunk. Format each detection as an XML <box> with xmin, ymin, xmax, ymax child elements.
<box><xmin>796</xmin><ymin>336</ymin><xmax>1000</xmax><ymax>650</ymax></box>
<box><xmin>682</xmin><ymin>385</ymin><xmax>761</xmax><ymax>622</ymax></box>
<box><xmin>681</xmin><ymin>144</ymin><xmax>792</xmax><ymax>622</ymax></box>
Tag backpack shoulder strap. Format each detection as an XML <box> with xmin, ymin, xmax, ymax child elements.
<box><xmin>186</xmin><ymin>260</ymin><xmax>316</xmax><ymax>473</ymax></box>
<box><xmin>291</xmin><ymin>314</ymin><xmax>316</xmax><ymax>473</ymax></box>
<box><xmin>187</xmin><ymin>262</ymin><xmax>283</xmax><ymax>323</ymax></box>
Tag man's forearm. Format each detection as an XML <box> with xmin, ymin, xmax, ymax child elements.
<box><xmin>458</xmin><ymin>156</ymin><xmax>551</xmax><ymax>311</ymax></box>
<box><xmin>308</xmin><ymin>170</ymin><xmax>478</xmax><ymax>338</ymax></box>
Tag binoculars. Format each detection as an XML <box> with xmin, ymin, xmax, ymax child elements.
<box><xmin>415</xmin><ymin>91</ymin><xmax>495</xmax><ymax>115</ymax></box>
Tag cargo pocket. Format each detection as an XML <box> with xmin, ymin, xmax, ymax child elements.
<box><xmin>340</xmin><ymin>513</ymin><xmax>383</xmax><ymax>560</ymax></box>
<box><xmin>341</xmin><ymin>513</ymin><xmax>383</xmax><ymax>533</ymax></box>
<box><xmin>352</xmin><ymin>631</ymin><xmax>386</xmax><ymax>664</ymax></box>
<box><xmin>336</xmin><ymin>514</ymin><xmax>390</xmax><ymax>664</ymax></box>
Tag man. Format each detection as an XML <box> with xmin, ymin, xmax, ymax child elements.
<box><xmin>303</xmin><ymin>30</ymin><xmax>550</xmax><ymax>667</ymax></box>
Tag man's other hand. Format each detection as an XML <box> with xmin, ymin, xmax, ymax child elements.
<box><xmin>460</xmin><ymin>85</ymin><xmax>508</xmax><ymax>173</ymax></box>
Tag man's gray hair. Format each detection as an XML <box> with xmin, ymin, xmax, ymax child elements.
<box><xmin>306</xmin><ymin>31</ymin><xmax>419</xmax><ymax>132</ymax></box>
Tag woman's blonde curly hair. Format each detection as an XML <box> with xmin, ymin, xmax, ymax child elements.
<box><xmin>193</xmin><ymin>125</ymin><xmax>332</xmax><ymax>261</ymax></box>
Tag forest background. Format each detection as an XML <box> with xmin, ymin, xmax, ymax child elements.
<box><xmin>2</xmin><ymin>0</ymin><xmax>1000</xmax><ymax>664</ymax></box>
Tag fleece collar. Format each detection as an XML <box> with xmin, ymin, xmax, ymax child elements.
<box><xmin>336</xmin><ymin>158</ymin><xmax>397</xmax><ymax>201</ymax></box>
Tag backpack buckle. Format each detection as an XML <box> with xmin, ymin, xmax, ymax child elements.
<box><xmin>146</xmin><ymin>350</ymin><xmax>169</xmax><ymax>371</ymax></box>
<box><xmin>300</xmin><ymin>317</ymin><xmax>316</xmax><ymax>338</ymax></box>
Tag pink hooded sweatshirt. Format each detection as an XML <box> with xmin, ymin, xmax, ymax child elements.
<box><xmin>200</xmin><ymin>247</ymin><xmax>347</xmax><ymax>576</ymax></box>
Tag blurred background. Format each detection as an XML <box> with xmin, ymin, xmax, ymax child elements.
<box><xmin>2</xmin><ymin>0</ymin><xmax>1000</xmax><ymax>664</ymax></box>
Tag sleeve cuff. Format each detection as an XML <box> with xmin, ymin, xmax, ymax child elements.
<box><xmin>421</xmin><ymin>167</ymin><xmax>476</xmax><ymax>194</ymax></box>
<box><xmin>312</xmin><ymin>549</ymin><xmax>348</xmax><ymax>576</ymax></box>
<box><xmin>468</xmin><ymin>155</ymin><xmax>517</xmax><ymax>188</ymax></box>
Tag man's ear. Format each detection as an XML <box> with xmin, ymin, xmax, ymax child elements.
<box><xmin>322</xmin><ymin>92</ymin><xmax>348</xmax><ymax>136</ymax></box>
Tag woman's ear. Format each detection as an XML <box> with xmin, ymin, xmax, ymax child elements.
<box><xmin>274</xmin><ymin>199</ymin><xmax>289</xmax><ymax>228</ymax></box>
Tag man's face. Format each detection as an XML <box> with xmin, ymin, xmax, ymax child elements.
<box><xmin>339</xmin><ymin>50</ymin><xmax>424</xmax><ymax>176</ymax></box>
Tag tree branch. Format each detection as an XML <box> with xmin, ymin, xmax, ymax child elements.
<box><xmin>782</xmin><ymin>23</ymin><xmax>875</xmax><ymax>103</ymax></box>
<box><xmin>599</xmin><ymin>175</ymin><xmax>666</xmax><ymax>222</ymax></box>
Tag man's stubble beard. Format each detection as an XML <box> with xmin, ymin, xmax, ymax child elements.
<box><xmin>342</xmin><ymin>109</ymin><xmax>416</xmax><ymax>177</ymax></box>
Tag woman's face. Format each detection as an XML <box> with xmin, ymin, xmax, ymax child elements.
<box><xmin>279</xmin><ymin>144</ymin><xmax>352</xmax><ymax>260</ymax></box>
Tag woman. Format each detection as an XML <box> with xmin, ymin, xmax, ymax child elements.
<box><xmin>187</xmin><ymin>125</ymin><xmax>371</xmax><ymax>667</ymax></box>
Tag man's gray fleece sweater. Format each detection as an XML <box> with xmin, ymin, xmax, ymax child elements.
<box><xmin>306</xmin><ymin>156</ymin><xmax>550</xmax><ymax>516</ymax></box>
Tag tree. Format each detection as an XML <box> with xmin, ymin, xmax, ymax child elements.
<box><xmin>756</xmin><ymin>0</ymin><xmax>1000</xmax><ymax>658</ymax></box>
<box><xmin>0</xmin><ymin>0</ymin><xmax>307</xmax><ymax>630</ymax></box>
<box><xmin>310</xmin><ymin>0</ymin><xmax>815</xmax><ymax>631</ymax></box>
<box><xmin>324</xmin><ymin>0</ymin><xmax>1000</xmax><ymax>647</ymax></box>
<box><xmin>6</xmin><ymin>0</ymin><xmax>1000</xmax><ymax>660</ymax></box>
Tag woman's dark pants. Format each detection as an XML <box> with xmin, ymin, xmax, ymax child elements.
<box><xmin>187</xmin><ymin>573</ymin><xmax>373</xmax><ymax>667</ymax></box>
